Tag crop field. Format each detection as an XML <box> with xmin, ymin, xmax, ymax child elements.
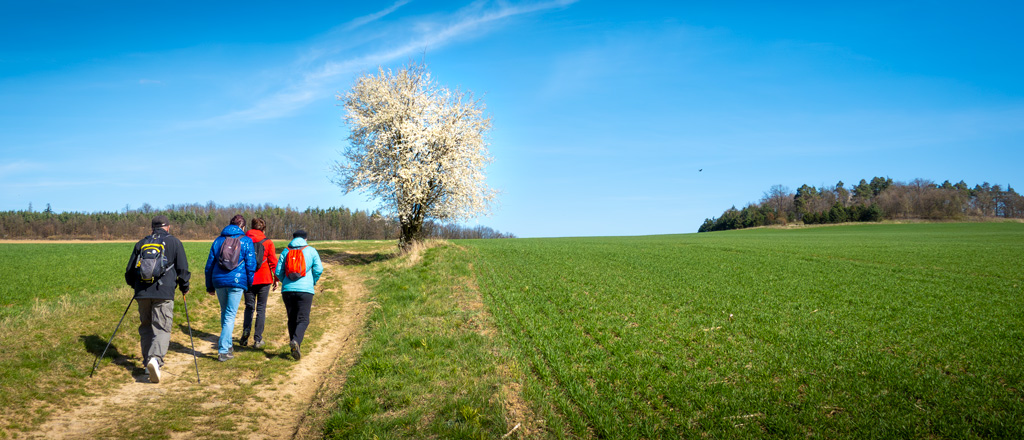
<box><xmin>463</xmin><ymin>223</ymin><xmax>1024</xmax><ymax>438</ymax></box>
<box><xmin>0</xmin><ymin>241</ymin><xmax>213</xmax><ymax>319</ymax></box>
<box><xmin>3</xmin><ymin>224</ymin><xmax>1023</xmax><ymax>439</ymax></box>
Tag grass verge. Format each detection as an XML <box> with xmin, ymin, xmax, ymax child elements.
<box><xmin>323</xmin><ymin>241</ymin><xmax>520</xmax><ymax>439</ymax></box>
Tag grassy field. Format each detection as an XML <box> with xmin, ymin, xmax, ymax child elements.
<box><xmin>0</xmin><ymin>240</ymin><xmax>215</xmax><ymax>431</ymax></box>
<box><xmin>0</xmin><ymin>241</ymin><xmax>214</xmax><ymax>319</ymax></box>
<box><xmin>3</xmin><ymin>223</ymin><xmax>1023</xmax><ymax>439</ymax></box>
<box><xmin>319</xmin><ymin>222</ymin><xmax>1023</xmax><ymax>439</ymax></box>
<box><xmin>0</xmin><ymin>238</ymin><xmax>393</xmax><ymax>438</ymax></box>
<box><xmin>460</xmin><ymin>222</ymin><xmax>1024</xmax><ymax>438</ymax></box>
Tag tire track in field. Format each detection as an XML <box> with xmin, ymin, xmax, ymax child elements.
<box><xmin>31</xmin><ymin>258</ymin><xmax>372</xmax><ymax>440</ymax></box>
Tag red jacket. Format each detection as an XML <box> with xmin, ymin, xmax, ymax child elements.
<box><xmin>245</xmin><ymin>229</ymin><xmax>278</xmax><ymax>285</ymax></box>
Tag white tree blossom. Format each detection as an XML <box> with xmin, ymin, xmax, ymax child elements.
<box><xmin>331</xmin><ymin>63</ymin><xmax>497</xmax><ymax>248</ymax></box>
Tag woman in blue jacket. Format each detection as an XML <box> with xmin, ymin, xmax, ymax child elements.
<box><xmin>205</xmin><ymin>215</ymin><xmax>258</xmax><ymax>361</ymax></box>
<box><xmin>275</xmin><ymin>229</ymin><xmax>323</xmax><ymax>360</ymax></box>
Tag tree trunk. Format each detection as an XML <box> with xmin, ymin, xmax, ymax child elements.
<box><xmin>399</xmin><ymin>216</ymin><xmax>423</xmax><ymax>252</ymax></box>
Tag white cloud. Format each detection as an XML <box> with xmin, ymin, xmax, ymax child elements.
<box><xmin>203</xmin><ymin>0</ymin><xmax>578</xmax><ymax>125</ymax></box>
<box><xmin>344</xmin><ymin>0</ymin><xmax>412</xmax><ymax>31</ymax></box>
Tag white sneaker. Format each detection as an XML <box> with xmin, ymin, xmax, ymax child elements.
<box><xmin>147</xmin><ymin>358</ymin><xmax>161</xmax><ymax>383</ymax></box>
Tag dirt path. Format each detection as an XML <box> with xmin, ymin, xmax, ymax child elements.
<box><xmin>31</xmin><ymin>259</ymin><xmax>372</xmax><ymax>439</ymax></box>
<box><xmin>251</xmin><ymin>266</ymin><xmax>370</xmax><ymax>440</ymax></box>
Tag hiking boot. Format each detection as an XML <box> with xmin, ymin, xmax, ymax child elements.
<box><xmin>239</xmin><ymin>330</ymin><xmax>250</xmax><ymax>347</ymax></box>
<box><xmin>289</xmin><ymin>340</ymin><xmax>301</xmax><ymax>360</ymax></box>
<box><xmin>253</xmin><ymin>340</ymin><xmax>265</xmax><ymax>349</ymax></box>
<box><xmin>146</xmin><ymin>358</ymin><xmax>161</xmax><ymax>383</ymax></box>
<box><xmin>218</xmin><ymin>352</ymin><xmax>234</xmax><ymax>362</ymax></box>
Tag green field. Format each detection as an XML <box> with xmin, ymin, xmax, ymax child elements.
<box><xmin>461</xmin><ymin>222</ymin><xmax>1024</xmax><ymax>438</ymax></box>
<box><xmin>0</xmin><ymin>242</ymin><xmax>212</xmax><ymax>319</ymax></box>
<box><xmin>3</xmin><ymin>223</ymin><xmax>1023</xmax><ymax>439</ymax></box>
<box><xmin>0</xmin><ymin>238</ymin><xmax>391</xmax><ymax>437</ymax></box>
<box><xmin>0</xmin><ymin>240</ymin><xmax>215</xmax><ymax>430</ymax></box>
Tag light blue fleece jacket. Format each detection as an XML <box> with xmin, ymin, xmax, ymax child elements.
<box><xmin>275</xmin><ymin>237</ymin><xmax>323</xmax><ymax>294</ymax></box>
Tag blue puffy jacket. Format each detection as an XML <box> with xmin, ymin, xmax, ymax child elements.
<box><xmin>275</xmin><ymin>237</ymin><xmax>323</xmax><ymax>294</ymax></box>
<box><xmin>205</xmin><ymin>225</ymin><xmax>257</xmax><ymax>291</ymax></box>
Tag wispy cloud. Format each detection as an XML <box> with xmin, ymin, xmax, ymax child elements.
<box><xmin>0</xmin><ymin>160</ymin><xmax>46</xmax><ymax>177</ymax></box>
<box><xmin>203</xmin><ymin>0</ymin><xmax>577</xmax><ymax>125</ymax></box>
<box><xmin>344</xmin><ymin>0</ymin><xmax>412</xmax><ymax>31</ymax></box>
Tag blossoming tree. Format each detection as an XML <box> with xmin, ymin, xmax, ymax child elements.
<box><xmin>331</xmin><ymin>63</ymin><xmax>497</xmax><ymax>249</ymax></box>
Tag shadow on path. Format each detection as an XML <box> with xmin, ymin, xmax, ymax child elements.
<box><xmin>81</xmin><ymin>334</ymin><xmax>137</xmax><ymax>376</ymax></box>
<box><xmin>317</xmin><ymin>248</ymin><xmax>396</xmax><ymax>266</ymax></box>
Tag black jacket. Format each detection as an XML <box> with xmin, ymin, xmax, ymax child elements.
<box><xmin>125</xmin><ymin>228</ymin><xmax>191</xmax><ymax>300</ymax></box>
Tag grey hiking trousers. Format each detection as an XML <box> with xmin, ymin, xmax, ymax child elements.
<box><xmin>137</xmin><ymin>298</ymin><xmax>174</xmax><ymax>367</ymax></box>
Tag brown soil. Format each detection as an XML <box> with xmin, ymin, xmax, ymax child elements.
<box><xmin>28</xmin><ymin>259</ymin><xmax>373</xmax><ymax>439</ymax></box>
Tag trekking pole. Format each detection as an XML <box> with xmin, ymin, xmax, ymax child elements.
<box><xmin>182</xmin><ymin>293</ymin><xmax>201</xmax><ymax>384</ymax></box>
<box><xmin>90</xmin><ymin>296</ymin><xmax>135</xmax><ymax>378</ymax></box>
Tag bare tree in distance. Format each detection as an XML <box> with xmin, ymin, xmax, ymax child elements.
<box><xmin>331</xmin><ymin>62</ymin><xmax>497</xmax><ymax>250</ymax></box>
<box><xmin>761</xmin><ymin>184</ymin><xmax>793</xmax><ymax>221</ymax></box>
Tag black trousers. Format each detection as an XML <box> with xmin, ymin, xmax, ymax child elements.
<box><xmin>243</xmin><ymin>283</ymin><xmax>270</xmax><ymax>342</ymax></box>
<box><xmin>281</xmin><ymin>291</ymin><xmax>313</xmax><ymax>346</ymax></box>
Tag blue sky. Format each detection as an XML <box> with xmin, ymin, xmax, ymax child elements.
<box><xmin>1</xmin><ymin>1</ymin><xmax>1022</xmax><ymax>238</ymax></box>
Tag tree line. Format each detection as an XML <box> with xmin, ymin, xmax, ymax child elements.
<box><xmin>0</xmin><ymin>202</ymin><xmax>514</xmax><ymax>241</ymax></box>
<box><xmin>699</xmin><ymin>177</ymin><xmax>1024</xmax><ymax>232</ymax></box>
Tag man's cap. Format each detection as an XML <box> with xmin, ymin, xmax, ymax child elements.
<box><xmin>152</xmin><ymin>215</ymin><xmax>170</xmax><ymax>228</ymax></box>
<box><xmin>293</xmin><ymin>229</ymin><xmax>308</xmax><ymax>239</ymax></box>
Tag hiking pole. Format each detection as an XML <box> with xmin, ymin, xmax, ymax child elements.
<box><xmin>182</xmin><ymin>293</ymin><xmax>201</xmax><ymax>384</ymax></box>
<box><xmin>90</xmin><ymin>296</ymin><xmax>135</xmax><ymax>378</ymax></box>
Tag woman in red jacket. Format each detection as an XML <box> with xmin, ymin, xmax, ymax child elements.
<box><xmin>242</xmin><ymin>217</ymin><xmax>278</xmax><ymax>348</ymax></box>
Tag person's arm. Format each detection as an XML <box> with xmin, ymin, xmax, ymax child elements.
<box><xmin>125</xmin><ymin>243</ymin><xmax>140</xmax><ymax>287</ymax></box>
<box><xmin>205</xmin><ymin>239</ymin><xmax>218</xmax><ymax>294</ymax></box>
<box><xmin>276</xmin><ymin>248</ymin><xmax>287</xmax><ymax>281</ymax></box>
<box><xmin>311</xmin><ymin>248</ymin><xmax>324</xmax><ymax>285</ymax></box>
<box><xmin>267</xmin><ymin>241</ymin><xmax>279</xmax><ymax>289</ymax></box>
<box><xmin>174</xmin><ymin>238</ymin><xmax>191</xmax><ymax>294</ymax></box>
<box><xmin>244</xmin><ymin>238</ymin><xmax>257</xmax><ymax>289</ymax></box>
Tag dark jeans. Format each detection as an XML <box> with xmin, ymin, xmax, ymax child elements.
<box><xmin>243</xmin><ymin>284</ymin><xmax>270</xmax><ymax>343</ymax></box>
<box><xmin>281</xmin><ymin>291</ymin><xmax>313</xmax><ymax>346</ymax></box>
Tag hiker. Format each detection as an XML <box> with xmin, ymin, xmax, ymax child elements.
<box><xmin>241</xmin><ymin>217</ymin><xmax>278</xmax><ymax>349</ymax></box>
<box><xmin>205</xmin><ymin>214</ymin><xmax>257</xmax><ymax>361</ymax></box>
<box><xmin>124</xmin><ymin>215</ymin><xmax>190</xmax><ymax>383</ymax></box>
<box><xmin>275</xmin><ymin>229</ymin><xmax>323</xmax><ymax>360</ymax></box>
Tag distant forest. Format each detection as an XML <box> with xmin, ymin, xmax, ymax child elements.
<box><xmin>0</xmin><ymin>202</ymin><xmax>514</xmax><ymax>241</ymax></box>
<box><xmin>699</xmin><ymin>177</ymin><xmax>1024</xmax><ymax>232</ymax></box>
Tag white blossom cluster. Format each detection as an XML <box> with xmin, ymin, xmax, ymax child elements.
<box><xmin>331</xmin><ymin>63</ymin><xmax>497</xmax><ymax>236</ymax></box>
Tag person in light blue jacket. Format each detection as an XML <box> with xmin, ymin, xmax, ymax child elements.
<box><xmin>205</xmin><ymin>214</ymin><xmax>257</xmax><ymax>361</ymax></box>
<box><xmin>275</xmin><ymin>229</ymin><xmax>323</xmax><ymax>360</ymax></box>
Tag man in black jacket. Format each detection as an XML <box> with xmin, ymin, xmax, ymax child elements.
<box><xmin>124</xmin><ymin>215</ymin><xmax>191</xmax><ymax>383</ymax></box>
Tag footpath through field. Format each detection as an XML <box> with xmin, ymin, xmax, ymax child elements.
<box><xmin>28</xmin><ymin>250</ymin><xmax>375</xmax><ymax>439</ymax></box>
